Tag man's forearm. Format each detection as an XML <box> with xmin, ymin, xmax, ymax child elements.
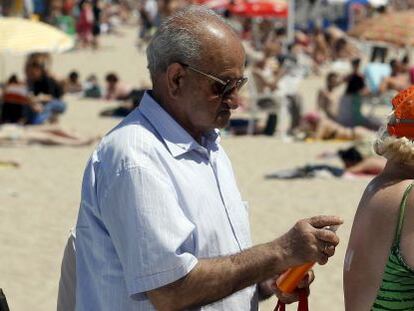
<box><xmin>148</xmin><ymin>238</ymin><xmax>293</xmax><ymax>311</ymax></box>
<box><xmin>148</xmin><ymin>215</ymin><xmax>343</xmax><ymax>310</ymax></box>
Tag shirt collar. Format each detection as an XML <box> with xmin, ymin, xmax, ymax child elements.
<box><xmin>139</xmin><ymin>91</ymin><xmax>221</xmax><ymax>158</ymax></box>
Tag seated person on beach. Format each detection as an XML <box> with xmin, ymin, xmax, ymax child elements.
<box><xmin>101</xmin><ymin>73</ymin><xmax>147</xmax><ymax>117</ymax></box>
<box><xmin>311</xmin><ymin>28</ymin><xmax>331</xmax><ymax>66</ymax></box>
<box><xmin>0</xmin><ymin>75</ymin><xmax>33</xmax><ymax>124</ymax></box>
<box><xmin>298</xmin><ymin>112</ymin><xmax>372</xmax><ymax>141</ymax></box>
<box><xmin>25</xmin><ymin>53</ymin><xmax>67</xmax><ymax>124</ymax></box>
<box><xmin>317</xmin><ymin>72</ymin><xmax>341</xmax><ymax>121</ymax></box>
<box><xmin>83</xmin><ymin>74</ymin><xmax>102</xmax><ymax>98</ymax></box>
<box><xmin>104</xmin><ymin>72</ymin><xmax>133</xmax><ymax>100</ymax></box>
<box><xmin>337</xmin><ymin>58</ymin><xmax>382</xmax><ymax>131</ymax></box>
<box><xmin>363</xmin><ymin>47</ymin><xmax>390</xmax><ymax>95</ymax></box>
<box><xmin>379</xmin><ymin>58</ymin><xmax>411</xmax><ymax>95</ymax></box>
<box><xmin>251</xmin><ymin>46</ymin><xmax>304</xmax><ymax>135</ymax></box>
<box><xmin>332</xmin><ymin>37</ymin><xmax>359</xmax><ymax>62</ymax></box>
<box><xmin>0</xmin><ymin>124</ymin><xmax>98</xmax><ymax>147</ymax></box>
<box><xmin>64</xmin><ymin>71</ymin><xmax>83</xmax><ymax>94</ymax></box>
<box><xmin>344</xmin><ymin>86</ymin><xmax>414</xmax><ymax>310</ymax></box>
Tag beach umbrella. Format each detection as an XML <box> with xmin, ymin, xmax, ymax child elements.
<box><xmin>0</xmin><ymin>17</ymin><xmax>75</xmax><ymax>55</ymax></box>
<box><xmin>0</xmin><ymin>17</ymin><xmax>75</xmax><ymax>80</ymax></box>
<box><xmin>229</xmin><ymin>0</ymin><xmax>288</xmax><ymax>18</ymax></box>
<box><xmin>348</xmin><ymin>10</ymin><xmax>414</xmax><ymax>46</ymax></box>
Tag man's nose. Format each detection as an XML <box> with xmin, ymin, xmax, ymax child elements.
<box><xmin>223</xmin><ymin>93</ymin><xmax>242</xmax><ymax>110</ymax></box>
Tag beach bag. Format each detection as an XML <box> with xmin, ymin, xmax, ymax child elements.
<box><xmin>274</xmin><ymin>289</ymin><xmax>308</xmax><ymax>311</ymax></box>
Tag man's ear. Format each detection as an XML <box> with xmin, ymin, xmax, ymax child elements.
<box><xmin>166</xmin><ymin>63</ymin><xmax>186</xmax><ymax>98</ymax></box>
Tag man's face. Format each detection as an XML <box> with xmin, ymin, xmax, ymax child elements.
<box><xmin>177</xmin><ymin>30</ymin><xmax>246</xmax><ymax>135</ymax></box>
<box><xmin>327</xmin><ymin>75</ymin><xmax>338</xmax><ymax>89</ymax></box>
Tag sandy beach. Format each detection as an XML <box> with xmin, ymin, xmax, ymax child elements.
<box><xmin>0</xmin><ymin>25</ymin><xmax>380</xmax><ymax>310</ymax></box>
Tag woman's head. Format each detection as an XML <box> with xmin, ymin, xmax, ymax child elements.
<box><xmin>374</xmin><ymin>86</ymin><xmax>414</xmax><ymax>164</ymax></box>
<box><xmin>25</xmin><ymin>53</ymin><xmax>51</xmax><ymax>81</ymax></box>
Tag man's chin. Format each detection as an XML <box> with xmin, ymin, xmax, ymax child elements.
<box><xmin>216</xmin><ymin>111</ymin><xmax>231</xmax><ymax>128</ymax></box>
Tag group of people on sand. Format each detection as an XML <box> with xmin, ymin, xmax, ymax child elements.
<box><xmin>0</xmin><ymin>53</ymin><xmax>89</xmax><ymax>147</ymax></box>
<box><xmin>0</xmin><ymin>45</ymin><xmax>153</xmax><ymax>147</ymax></box>
<box><xmin>287</xmin><ymin>51</ymin><xmax>414</xmax><ymax>144</ymax></box>
<box><xmin>0</xmin><ymin>53</ymin><xmax>68</xmax><ymax>130</ymax></box>
<box><xmin>239</xmin><ymin>20</ymin><xmax>385</xmax><ymax>140</ymax></box>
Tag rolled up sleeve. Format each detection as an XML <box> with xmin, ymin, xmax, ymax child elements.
<box><xmin>100</xmin><ymin>165</ymin><xmax>198</xmax><ymax>297</ymax></box>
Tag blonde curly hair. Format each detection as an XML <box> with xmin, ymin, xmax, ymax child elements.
<box><xmin>374</xmin><ymin>112</ymin><xmax>414</xmax><ymax>164</ymax></box>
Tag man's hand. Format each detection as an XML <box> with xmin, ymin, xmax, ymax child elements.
<box><xmin>274</xmin><ymin>271</ymin><xmax>314</xmax><ymax>304</ymax></box>
<box><xmin>147</xmin><ymin>216</ymin><xmax>342</xmax><ymax>310</ymax></box>
<box><xmin>259</xmin><ymin>271</ymin><xmax>314</xmax><ymax>303</ymax></box>
<box><xmin>274</xmin><ymin>216</ymin><xmax>343</xmax><ymax>269</ymax></box>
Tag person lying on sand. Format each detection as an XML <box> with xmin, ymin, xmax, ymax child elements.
<box><xmin>0</xmin><ymin>124</ymin><xmax>99</xmax><ymax>147</ymax></box>
<box><xmin>297</xmin><ymin>112</ymin><xmax>373</xmax><ymax>141</ymax></box>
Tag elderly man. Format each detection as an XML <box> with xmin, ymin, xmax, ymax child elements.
<box><xmin>74</xmin><ymin>6</ymin><xmax>342</xmax><ymax>311</ymax></box>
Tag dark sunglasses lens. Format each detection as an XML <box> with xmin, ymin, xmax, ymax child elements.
<box><xmin>221</xmin><ymin>78</ymin><xmax>248</xmax><ymax>97</ymax></box>
<box><xmin>222</xmin><ymin>82</ymin><xmax>236</xmax><ymax>97</ymax></box>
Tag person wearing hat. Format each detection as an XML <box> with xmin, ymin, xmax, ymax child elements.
<box><xmin>344</xmin><ymin>85</ymin><xmax>414</xmax><ymax>310</ymax></box>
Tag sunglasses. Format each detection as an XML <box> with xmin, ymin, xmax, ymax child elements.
<box><xmin>180</xmin><ymin>63</ymin><xmax>248</xmax><ymax>98</ymax></box>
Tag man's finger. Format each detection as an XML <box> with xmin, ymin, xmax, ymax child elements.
<box><xmin>314</xmin><ymin>229</ymin><xmax>340</xmax><ymax>245</ymax></box>
<box><xmin>317</xmin><ymin>253</ymin><xmax>329</xmax><ymax>265</ymax></box>
<box><xmin>321</xmin><ymin>244</ymin><xmax>336</xmax><ymax>257</ymax></box>
<box><xmin>272</xmin><ymin>283</ymin><xmax>300</xmax><ymax>304</ymax></box>
<box><xmin>307</xmin><ymin>216</ymin><xmax>343</xmax><ymax>229</ymax></box>
<box><xmin>297</xmin><ymin>270</ymin><xmax>314</xmax><ymax>288</ymax></box>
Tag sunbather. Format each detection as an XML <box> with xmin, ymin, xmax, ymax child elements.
<box><xmin>0</xmin><ymin>124</ymin><xmax>98</xmax><ymax>147</ymax></box>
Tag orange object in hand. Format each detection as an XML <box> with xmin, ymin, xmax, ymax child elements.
<box><xmin>275</xmin><ymin>225</ymin><xmax>340</xmax><ymax>294</ymax></box>
<box><xmin>275</xmin><ymin>262</ymin><xmax>315</xmax><ymax>294</ymax></box>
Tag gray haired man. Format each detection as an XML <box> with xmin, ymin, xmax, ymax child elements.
<box><xmin>73</xmin><ymin>6</ymin><xmax>342</xmax><ymax>311</ymax></box>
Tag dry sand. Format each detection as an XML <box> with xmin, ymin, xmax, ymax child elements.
<box><xmin>0</xmin><ymin>26</ymin><xmax>385</xmax><ymax>310</ymax></box>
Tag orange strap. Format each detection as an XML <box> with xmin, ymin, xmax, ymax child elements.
<box><xmin>274</xmin><ymin>289</ymin><xmax>309</xmax><ymax>311</ymax></box>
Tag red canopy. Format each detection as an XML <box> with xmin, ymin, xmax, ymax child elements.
<box><xmin>229</xmin><ymin>0</ymin><xmax>288</xmax><ymax>18</ymax></box>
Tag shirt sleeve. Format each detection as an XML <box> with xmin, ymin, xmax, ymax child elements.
<box><xmin>99</xmin><ymin>165</ymin><xmax>198</xmax><ymax>297</ymax></box>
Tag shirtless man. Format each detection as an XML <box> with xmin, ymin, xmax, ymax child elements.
<box><xmin>317</xmin><ymin>72</ymin><xmax>341</xmax><ymax>121</ymax></box>
<box><xmin>380</xmin><ymin>59</ymin><xmax>411</xmax><ymax>94</ymax></box>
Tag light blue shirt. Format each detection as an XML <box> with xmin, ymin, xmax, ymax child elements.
<box><xmin>364</xmin><ymin>62</ymin><xmax>391</xmax><ymax>94</ymax></box>
<box><xmin>75</xmin><ymin>92</ymin><xmax>258</xmax><ymax>310</ymax></box>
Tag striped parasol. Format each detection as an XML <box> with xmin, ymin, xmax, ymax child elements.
<box><xmin>0</xmin><ymin>17</ymin><xmax>75</xmax><ymax>54</ymax></box>
<box><xmin>348</xmin><ymin>11</ymin><xmax>414</xmax><ymax>46</ymax></box>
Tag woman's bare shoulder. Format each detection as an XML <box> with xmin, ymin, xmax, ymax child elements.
<box><xmin>358</xmin><ymin>177</ymin><xmax>413</xmax><ymax>220</ymax></box>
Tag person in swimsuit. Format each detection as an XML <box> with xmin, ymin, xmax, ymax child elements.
<box><xmin>0</xmin><ymin>124</ymin><xmax>98</xmax><ymax>146</ymax></box>
<box><xmin>344</xmin><ymin>86</ymin><xmax>414</xmax><ymax>310</ymax></box>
